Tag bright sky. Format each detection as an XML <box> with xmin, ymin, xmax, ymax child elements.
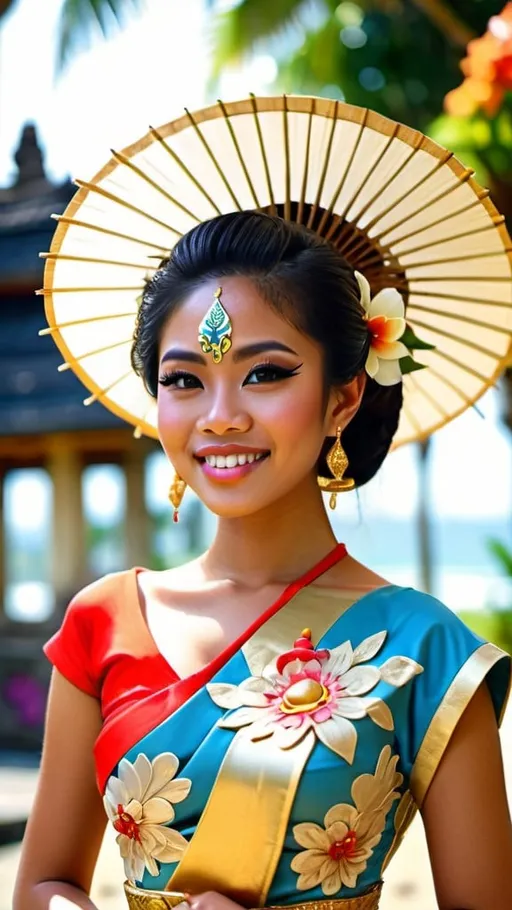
<box><xmin>0</xmin><ymin>0</ymin><xmax>211</xmax><ymax>183</ymax></box>
<box><xmin>0</xmin><ymin>0</ymin><xmax>278</xmax><ymax>184</ymax></box>
<box><xmin>1</xmin><ymin>0</ymin><xmax>512</xmax><ymax>531</ymax></box>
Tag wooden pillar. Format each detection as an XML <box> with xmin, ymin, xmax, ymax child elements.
<box><xmin>124</xmin><ymin>446</ymin><xmax>150</xmax><ymax>568</ymax></box>
<box><xmin>417</xmin><ymin>438</ymin><xmax>434</xmax><ymax>594</ymax></box>
<box><xmin>47</xmin><ymin>445</ymin><xmax>84</xmax><ymax>606</ymax></box>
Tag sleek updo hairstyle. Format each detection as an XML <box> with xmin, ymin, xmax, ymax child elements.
<box><xmin>131</xmin><ymin>211</ymin><xmax>403</xmax><ymax>487</ymax></box>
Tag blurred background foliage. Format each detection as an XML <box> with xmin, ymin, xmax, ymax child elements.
<box><xmin>208</xmin><ymin>0</ymin><xmax>480</xmax><ymax>128</ymax></box>
<box><xmin>0</xmin><ymin>1</ymin><xmax>509</xmax><ymax>197</ymax></box>
<box><xmin>1</xmin><ymin>0</ymin><xmax>509</xmax><ymax>221</ymax></box>
<box><xmin>205</xmin><ymin>0</ymin><xmax>512</xmax><ymax>210</ymax></box>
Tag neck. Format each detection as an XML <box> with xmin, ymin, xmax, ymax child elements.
<box><xmin>201</xmin><ymin>477</ymin><xmax>340</xmax><ymax>588</ymax></box>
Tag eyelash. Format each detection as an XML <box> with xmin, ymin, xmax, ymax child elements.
<box><xmin>158</xmin><ymin>360</ymin><xmax>302</xmax><ymax>389</ymax></box>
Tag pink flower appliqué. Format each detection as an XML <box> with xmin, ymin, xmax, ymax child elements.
<box><xmin>207</xmin><ymin>629</ymin><xmax>422</xmax><ymax>764</ymax></box>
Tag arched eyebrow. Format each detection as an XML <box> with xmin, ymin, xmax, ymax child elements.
<box><xmin>160</xmin><ymin>341</ymin><xmax>299</xmax><ymax>365</ymax></box>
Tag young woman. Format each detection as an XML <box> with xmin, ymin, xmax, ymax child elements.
<box><xmin>13</xmin><ymin>101</ymin><xmax>512</xmax><ymax>910</ymax></box>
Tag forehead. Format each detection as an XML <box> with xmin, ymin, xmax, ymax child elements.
<box><xmin>159</xmin><ymin>275</ymin><xmax>310</xmax><ymax>352</ymax></box>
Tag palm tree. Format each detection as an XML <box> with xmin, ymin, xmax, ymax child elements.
<box><xmin>207</xmin><ymin>0</ymin><xmax>502</xmax><ymax>133</ymax></box>
<box><xmin>0</xmin><ymin>0</ymin><xmax>488</xmax><ymax>96</ymax></box>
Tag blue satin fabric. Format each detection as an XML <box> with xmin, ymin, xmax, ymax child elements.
<box><xmin>116</xmin><ymin>585</ymin><xmax>510</xmax><ymax>902</ymax></box>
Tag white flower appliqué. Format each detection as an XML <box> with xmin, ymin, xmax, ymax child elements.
<box><xmin>208</xmin><ymin>628</ymin><xmax>423</xmax><ymax>765</ymax></box>
<box><xmin>103</xmin><ymin>752</ymin><xmax>191</xmax><ymax>882</ymax></box>
<box><xmin>291</xmin><ymin>745</ymin><xmax>403</xmax><ymax>895</ymax></box>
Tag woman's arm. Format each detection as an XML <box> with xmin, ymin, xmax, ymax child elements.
<box><xmin>13</xmin><ymin>670</ymin><xmax>107</xmax><ymax>910</ymax></box>
<box><xmin>421</xmin><ymin>681</ymin><xmax>512</xmax><ymax>910</ymax></box>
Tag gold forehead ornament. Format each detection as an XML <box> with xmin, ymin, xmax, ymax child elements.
<box><xmin>198</xmin><ymin>287</ymin><xmax>233</xmax><ymax>364</ymax></box>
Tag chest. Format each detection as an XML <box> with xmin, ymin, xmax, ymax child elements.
<box><xmin>142</xmin><ymin>581</ymin><xmax>285</xmax><ymax>680</ymax></box>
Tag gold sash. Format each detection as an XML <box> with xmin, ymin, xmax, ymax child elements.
<box><xmin>166</xmin><ymin>586</ymin><xmax>361</xmax><ymax>906</ymax></box>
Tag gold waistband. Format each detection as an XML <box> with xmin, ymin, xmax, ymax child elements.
<box><xmin>123</xmin><ymin>881</ymin><xmax>382</xmax><ymax>910</ymax></box>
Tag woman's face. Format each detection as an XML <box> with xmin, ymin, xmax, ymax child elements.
<box><xmin>157</xmin><ymin>275</ymin><xmax>361</xmax><ymax>518</ymax></box>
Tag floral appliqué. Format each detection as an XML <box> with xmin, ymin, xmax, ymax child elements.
<box><xmin>103</xmin><ymin>752</ymin><xmax>191</xmax><ymax>882</ymax></box>
<box><xmin>292</xmin><ymin>745</ymin><xmax>403</xmax><ymax>895</ymax></box>
<box><xmin>208</xmin><ymin>628</ymin><xmax>423</xmax><ymax>764</ymax></box>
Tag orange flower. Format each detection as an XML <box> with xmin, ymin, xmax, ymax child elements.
<box><xmin>445</xmin><ymin>3</ymin><xmax>512</xmax><ymax>116</ymax></box>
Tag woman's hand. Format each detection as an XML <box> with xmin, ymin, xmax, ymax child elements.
<box><xmin>186</xmin><ymin>892</ymin><xmax>246</xmax><ymax>910</ymax></box>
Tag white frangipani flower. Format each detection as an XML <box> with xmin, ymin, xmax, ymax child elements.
<box><xmin>103</xmin><ymin>752</ymin><xmax>191</xmax><ymax>882</ymax></box>
<box><xmin>355</xmin><ymin>270</ymin><xmax>409</xmax><ymax>386</ymax></box>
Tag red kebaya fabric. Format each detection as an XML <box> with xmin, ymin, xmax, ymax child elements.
<box><xmin>44</xmin><ymin>569</ymin><xmax>179</xmax><ymax>719</ymax></box>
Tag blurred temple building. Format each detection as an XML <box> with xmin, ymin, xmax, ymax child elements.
<box><xmin>0</xmin><ymin>125</ymin><xmax>209</xmax><ymax>752</ymax></box>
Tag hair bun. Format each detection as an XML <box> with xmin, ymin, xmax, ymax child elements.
<box><xmin>341</xmin><ymin>381</ymin><xmax>403</xmax><ymax>487</ymax></box>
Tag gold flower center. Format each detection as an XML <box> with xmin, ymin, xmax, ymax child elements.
<box><xmin>280</xmin><ymin>678</ymin><xmax>329</xmax><ymax>714</ymax></box>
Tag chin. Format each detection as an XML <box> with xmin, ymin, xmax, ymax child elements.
<box><xmin>204</xmin><ymin>499</ymin><xmax>267</xmax><ymax>519</ymax></box>
<box><xmin>196</xmin><ymin>487</ymin><xmax>281</xmax><ymax>519</ymax></box>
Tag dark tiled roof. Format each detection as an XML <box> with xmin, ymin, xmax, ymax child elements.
<box><xmin>0</xmin><ymin>181</ymin><xmax>75</xmax><ymax>284</ymax></box>
<box><xmin>0</xmin><ymin>293</ymin><xmax>125</xmax><ymax>436</ymax></box>
<box><xmin>0</xmin><ymin>125</ymin><xmax>130</xmax><ymax>436</ymax></box>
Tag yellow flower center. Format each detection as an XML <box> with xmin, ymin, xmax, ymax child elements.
<box><xmin>280</xmin><ymin>678</ymin><xmax>329</xmax><ymax>714</ymax></box>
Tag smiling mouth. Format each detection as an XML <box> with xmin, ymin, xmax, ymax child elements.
<box><xmin>196</xmin><ymin>452</ymin><xmax>270</xmax><ymax>469</ymax></box>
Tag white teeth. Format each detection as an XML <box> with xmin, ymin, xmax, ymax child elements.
<box><xmin>203</xmin><ymin>453</ymin><xmax>267</xmax><ymax>468</ymax></box>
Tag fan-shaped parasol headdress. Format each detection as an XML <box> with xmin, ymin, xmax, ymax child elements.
<box><xmin>40</xmin><ymin>95</ymin><xmax>512</xmax><ymax>447</ymax></box>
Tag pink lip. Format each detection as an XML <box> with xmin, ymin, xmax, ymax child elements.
<box><xmin>195</xmin><ymin>444</ymin><xmax>269</xmax><ymax>457</ymax></box>
<box><xmin>199</xmin><ymin>454</ymin><xmax>269</xmax><ymax>483</ymax></box>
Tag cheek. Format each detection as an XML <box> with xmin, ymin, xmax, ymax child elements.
<box><xmin>156</xmin><ymin>393</ymin><xmax>191</xmax><ymax>444</ymax></box>
<box><xmin>261</xmin><ymin>379</ymin><xmax>325</xmax><ymax>443</ymax></box>
<box><xmin>287</xmin><ymin>377</ymin><xmax>324</xmax><ymax>421</ymax></box>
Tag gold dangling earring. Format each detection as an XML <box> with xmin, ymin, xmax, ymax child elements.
<box><xmin>169</xmin><ymin>473</ymin><xmax>187</xmax><ymax>523</ymax></box>
<box><xmin>317</xmin><ymin>427</ymin><xmax>355</xmax><ymax>510</ymax></box>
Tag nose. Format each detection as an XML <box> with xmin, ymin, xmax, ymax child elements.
<box><xmin>196</xmin><ymin>388</ymin><xmax>252</xmax><ymax>436</ymax></box>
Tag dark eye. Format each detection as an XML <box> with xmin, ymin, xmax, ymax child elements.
<box><xmin>244</xmin><ymin>363</ymin><xmax>302</xmax><ymax>385</ymax></box>
<box><xmin>158</xmin><ymin>370</ymin><xmax>202</xmax><ymax>390</ymax></box>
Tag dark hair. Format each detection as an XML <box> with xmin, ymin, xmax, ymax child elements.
<box><xmin>131</xmin><ymin>211</ymin><xmax>402</xmax><ymax>486</ymax></box>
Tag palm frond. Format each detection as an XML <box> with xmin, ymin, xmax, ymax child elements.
<box><xmin>0</xmin><ymin>0</ymin><xmax>16</xmax><ymax>17</ymax></box>
<box><xmin>488</xmin><ymin>539</ymin><xmax>512</xmax><ymax>578</ymax></box>
<box><xmin>211</xmin><ymin>0</ymin><xmax>315</xmax><ymax>74</ymax></box>
<box><xmin>56</xmin><ymin>0</ymin><xmax>144</xmax><ymax>70</ymax></box>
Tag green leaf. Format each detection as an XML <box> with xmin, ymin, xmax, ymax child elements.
<box><xmin>488</xmin><ymin>538</ymin><xmax>512</xmax><ymax>577</ymax></box>
<box><xmin>401</xmin><ymin>325</ymin><xmax>436</xmax><ymax>351</ymax></box>
<box><xmin>399</xmin><ymin>356</ymin><xmax>427</xmax><ymax>376</ymax></box>
<box><xmin>56</xmin><ymin>0</ymin><xmax>144</xmax><ymax>71</ymax></box>
<box><xmin>210</xmin><ymin>0</ymin><xmax>312</xmax><ymax>77</ymax></box>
